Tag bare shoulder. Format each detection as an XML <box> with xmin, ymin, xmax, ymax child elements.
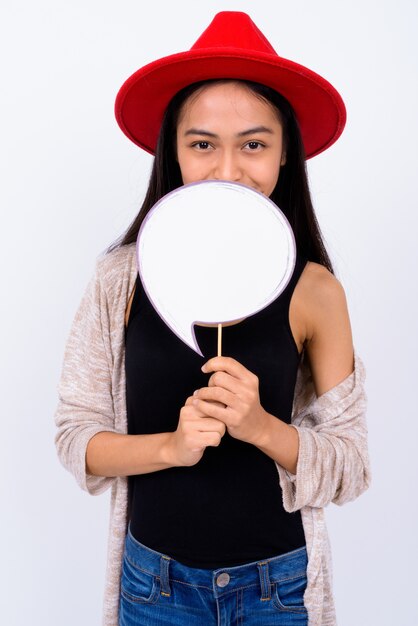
<box><xmin>295</xmin><ymin>261</ymin><xmax>354</xmax><ymax>396</ymax></box>
<box><xmin>300</xmin><ymin>260</ymin><xmax>344</xmax><ymax>296</ymax></box>
<box><xmin>295</xmin><ymin>261</ymin><xmax>348</xmax><ymax>339</ymax></box>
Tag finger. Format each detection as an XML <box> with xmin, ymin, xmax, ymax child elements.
<box><xmin>192</xmin><ymin>397</ymin><xmax>231</xmax><ymax>422</ymax></box>
<box><xmin>193</xmin><ymin>416</ymin><xmax>226</xmax><ymax>434</ymax></box>
<box><xmin>207</xmin><ymin>370</ymin><xmax>242</xmax><ymax>394</ymax></box>
<box><xmin>194</xmin><ymin>386</ymin><xmax>236</xmax><ymax>407</ymax></box>
<box><xmin>184</xmin><ymin>396</ymin><xmax>225</xmax><ymax>410</ymax></box>
<box><xmin>201</xmin><ymin>356</ymin><xmax>256</xmax><ymax>382</ymax></box>
<box><xmin>191</xmin><ymin>431</ymin><xmax>223</xmax><ymax>451</ymax></box>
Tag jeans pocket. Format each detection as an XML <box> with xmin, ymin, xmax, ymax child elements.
<box><xmin>121</xmin><ymin>554</ymin><xmax>160</xmax><ymax>605</ymax></box>
<box><xmin>272</xmin><ymin>573</ymin><xmax>308</xmax><ymax>613</ymax></box>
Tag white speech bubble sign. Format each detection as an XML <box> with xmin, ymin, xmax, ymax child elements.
<box><xmin>137</xmin><ymin>180</ymin><xmax>296</xmax><ymax>357</ymax></box>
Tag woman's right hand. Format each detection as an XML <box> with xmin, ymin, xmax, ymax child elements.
<box><xmin>166</xmin><ymin>396</ymin><xmax>226</xmax><ymax>467</ymax></box>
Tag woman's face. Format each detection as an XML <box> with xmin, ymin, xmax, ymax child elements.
<box><xmin>176</xmin><ymin>82</ymin><xmax>286</xmax><ymax>197</ymax></box>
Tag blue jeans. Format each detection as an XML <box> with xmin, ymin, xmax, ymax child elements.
<box><xmin>119</xmin><ymin>524</ymin><xmax>308</xmax><ymax>625</ymax></box>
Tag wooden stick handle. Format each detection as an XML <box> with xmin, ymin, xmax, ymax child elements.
<box><xmin>217</xmin><ymin>323</ymin><xmax>222</xmax><ymax>356</ymax></box>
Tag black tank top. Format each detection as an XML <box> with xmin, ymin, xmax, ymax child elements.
<box><xmin>125</xmin><ymin>250</ymin><xmax>307</xmax><ymax>568</ymax></box>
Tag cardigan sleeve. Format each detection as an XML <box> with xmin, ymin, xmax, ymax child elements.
<box><xmin>276</xmin><ymin>350</ymin><xmax>372</xmax><ymax>511</ymax></box>
<box><xmin>54</xmin><ymin>261</ymin><xmax>118</xmax><ymax>495</ymax></box>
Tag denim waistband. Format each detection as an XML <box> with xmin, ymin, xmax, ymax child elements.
<box><xmin>124</xmin><ymin>524</ymin><xmax>308</xmax><ymax>600</ymax></box>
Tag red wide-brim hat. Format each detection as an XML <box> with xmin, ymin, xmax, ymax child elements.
<box><xmin>115</xmin><ymin>11</ymin><xmax>346</xmax><ymax>159</ymax></box>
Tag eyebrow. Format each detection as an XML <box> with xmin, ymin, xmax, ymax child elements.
<box><xmin>183</xmin><ymin>126</ymin><xmax>274</xmax><ymax>138</ymax></box>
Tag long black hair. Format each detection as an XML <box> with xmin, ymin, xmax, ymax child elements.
<box><xmin>108</xmin><ymin>79</ymin><xmax>334</xmax><ymax>273</ymax></box>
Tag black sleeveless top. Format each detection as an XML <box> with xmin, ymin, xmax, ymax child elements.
<box><xmin>125</xmin><ymin>251</ymin><xmax>307</xmax><ymax>568</ymax></box>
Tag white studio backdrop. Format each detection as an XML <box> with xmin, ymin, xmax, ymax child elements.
<box><xmin>1</xmin><ymin>1</ymin><xmax>417</xmax><ymax>624</ymax></box>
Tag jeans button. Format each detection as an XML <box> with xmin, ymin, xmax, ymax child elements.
<box><xmin>216</xmin><ymin>572</ymin><xmax>230</xmax><ymax>588</ymax></box>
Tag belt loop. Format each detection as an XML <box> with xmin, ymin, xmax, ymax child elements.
<box><xmin>257</xmin><ymin>561</ymin><xmax>271</xmax><ymax>601</ymax></box>
<box><xmin>160</xmin><ymin>555</ymin><xmax>171</xmax><ymax>597</ymax></box>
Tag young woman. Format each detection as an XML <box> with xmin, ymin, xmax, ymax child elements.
<box><xmin>55</xmin><ymin>12</ymin><xmax>371</xmax><ymax>626</ymax></box>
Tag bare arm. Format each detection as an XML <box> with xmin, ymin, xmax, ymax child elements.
<box><xmin>254</xmin><ymin>265</ymin><xmax>354</xmax><ymax>471</ymax></box>
<box><xmin>85</xmin><ymin>396</ymin><xmax>226</xmax><ymax>478</ymax></box>
<box><xmin>84</xmin><ymin>281</ymin><xmax>227</xmax><ymax>479</ymax></box>
<box><xmin>302</xmin><ymin>263</ymin><xmax>354</xmax><ymax>397</ymax></box>
<box><xmin>193</xmin><ymin>263</ymin><xmax>354</xmax><ymax>475</ymax></box>
<box><xmin>85</xmin><ymin>431</ymin><xmax>174</xmax><ymax>477</ymax></box>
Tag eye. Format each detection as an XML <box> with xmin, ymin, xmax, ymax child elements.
<box><xmin>245</xmin><ymin>141</ymin><xmax>264</xmax><ymax>151</ymax></box>
<box><xmin>192</xmin><ymin>141</ymin><xmax>211</xmax><ymax>150</ymax></box>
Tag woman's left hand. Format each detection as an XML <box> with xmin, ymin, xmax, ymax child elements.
<box><xmin>192</xmin><ymin>356</ymin><xmax>271</xmax><ymax>446</ymax></box>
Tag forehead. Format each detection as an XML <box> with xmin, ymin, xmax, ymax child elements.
<box><xmin>177</xmin><ymin>81</ymin><xmax>281</xmax><ymax>127</ymax></box>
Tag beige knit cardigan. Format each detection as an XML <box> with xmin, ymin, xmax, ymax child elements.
<box><xmin>55</xmin><ymin>243</ymin><xmax>371</xmax><ymax>626</ymax></box>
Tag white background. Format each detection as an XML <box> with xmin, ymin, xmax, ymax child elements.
<box><xmin>1</xmin><ymin>1</ymin><xmax>417</xmax><ymax>624</ymax></box>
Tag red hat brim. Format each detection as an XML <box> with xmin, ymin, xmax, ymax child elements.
<box><xmin>115</xmin><ymin>48</ymin><xmax>346</xmax><ymax>159</ymax></box>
